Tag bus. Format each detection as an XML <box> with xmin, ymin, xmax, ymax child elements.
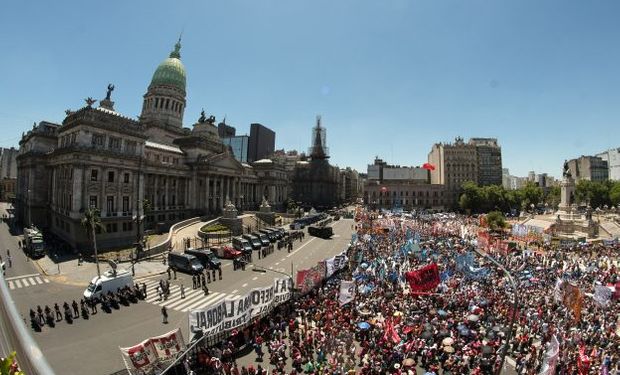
<box><xmin>24</xmin><ymin>226</ymin><xmax>46</xmax><ymax>258</ymax></box>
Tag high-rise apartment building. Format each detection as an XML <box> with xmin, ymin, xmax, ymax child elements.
<box><xmin>566</xmin><ymin>156</ymin><xmax>609</xmax><ymax>182</ymax></box>
<box><xmin>468</xmin><ymin>138</ymin><xmax>502</xmax><ymax>186</ymax></box>
<box><xmin>248</xmin><ymin>123</ymin><xmax>275</xmax><ymax>162</ymax></box>
<box><xmin>596</xmin><ymin>148</ymin><xmax>620</xmax><ymax>181</ymax></box>
<box><xmin>428</xmin><ymin>137</ymin><xmax>502</xmax><ymax>207</ymax></box>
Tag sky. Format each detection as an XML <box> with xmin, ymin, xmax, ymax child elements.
<box><xmin>1</xmin><ymin>0</ymin><xmax>619</xmax><ymax>179</ymax></box>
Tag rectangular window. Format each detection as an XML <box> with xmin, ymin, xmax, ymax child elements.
<box><xmin>68</xmin><ymin>194</ymin><xmax>72</xmax><ymax>210</ymax></box>
<box><xmin>122</xmin><ymin>222</ymin><xmax>127</xmax><ymax>232</ymax></box>
<box><xmin>127</xmin><ymin>222</ymin><xmax>133</xmax><ymax>231</ymax></box>
<box><xmin>124</xmin><ymin>173</ymin><xmax>130</xmax><ymax>184</ymax></box>
<box><xmin>125</xmin><ymin>141</ymin><xmax>137</xmax><ymax>154</ymax></box>
<box><xmin>89</xmin><ymin>196</ymin><xmax>97</xmax><ymax>209</ymax></box>
<box><xmin>91</xmin><ymin>133</ymin><xmax>105</xmax><ymax>148</ymax></box>
<box><xmin>106</xmin><ymin>196</ymin><xmax>114</xmax><ymax>213</ymax></box>
<box><xmin>171</xmin><ymin>195</ymin><xmax>176</xmax><ymax>206</ymax></box>
<box><xmin>106</xmin><ymin>224</ymin><xmax>112</xmax><ymax>233</ymax></box>
<box><xmin>162</xmin><ymin>156</ymin><xmax>170</xmax><ymax>163</ymax></box>
<box><xmin>122</xmin><ymin>196</ymin><xmax>129</xmax><ymax>212</ymax></box>
<box><xmin>108</xmin><ymin>137</ymin><xmax>121</xmax><ymax>151</ymax></box>
<box><xmin>90</xmin><ymin>169</ymin><xmax>98</xmax><ymax>182</ymax></box>
<box><xmin>107</xmin><ymin>171</ymin><xmax>115</xmax><ymax>183</ymax></box>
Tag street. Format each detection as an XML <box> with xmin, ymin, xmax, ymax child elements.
<box><xmin>1</xmin><ymin>206</ymin><xmax>354</xmax><ymax>375</ymax></box>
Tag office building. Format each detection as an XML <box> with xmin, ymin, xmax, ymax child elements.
<box><xmin>248</xmin><ymin>123</ymin><xmax>275</xmax><ymax>162</ymax></box>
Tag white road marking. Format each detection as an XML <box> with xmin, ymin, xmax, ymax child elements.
<box><xmin>242</xmin><ymin>283</ymin><xmax>248</xmax><ymax>287</ymax></box>
<box><xmin>28</xmin><ymin>277</ymin><xmax>37</xmax><ymax>285</ymax></box>
<box><xmin>43</xmin><ymin>278</ymin><xmax>50</xmax><ymax>283</ymax></box>
<box><xmin>34</xmin><ymin>276</ymin><xmax>43</xmax><ymax>284</ymax></box>
<box><xmin>231</xmin><ymin>289</ymin><xmax>238</xmax><ymax>294</ymax></box>
<box><xmin>166</xmin><ymin>291</ymin><xmax>208</xmax><ymax>310</ymax></box>
<box><xmin>274</xmin><ymin>262</ymin><xmax>280</xmax><ymax>265</ymax></box>
<box><xmin>8</xmin><ymin>281</ymin><xmax>14</xmax><ymax>289</ymax></box>
<box><xmin>183</xmin><ymin>293</ymin><xmax>227</xmax><ymax>311</ymax></box>
<box><xmin>5</xmin><ymin>273</ymin><xmax>39</xmax><ymax>281</ymax></box>
<box><xmin>280</xmin><ymin>258</ymin><xmax>286</xmax><ymax>261</ymax></box>
<box><xmin>252</xmin><ymin>277</ymin><xmax>258</xmax><ymax>281</ymax></box>
<box><xmin>286</xmin><ymin>237</ymin><xmax>317</xmax><ymax>257</ymax></box>
<box><xmin>14</xmin><ymin>279</ymin><xmax>23</xmax><ymax>288</ymax></box>
<box><xmin>21</xmin><ymin>278</ymin><xmax>30</xmax><ymax>287</ymax></box>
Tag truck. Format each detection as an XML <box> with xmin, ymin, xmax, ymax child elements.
<box><xmin>23</xmin><ymin>226</ymin><xmax>46</xmax><ymax>258</ymax></box>
<box><xmin>84</xmin><ymin>268</ymin><xmax>133</xmax><ymax>300</ymax></box>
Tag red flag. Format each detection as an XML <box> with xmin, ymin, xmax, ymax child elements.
<box><xmin>422</xmin><ymin>163</ymin><xmax>435</xmax><ymax>171</ymax></box>
<box><xmin>383</xmin><ymin>319</ymin><xmax>400</xmax><ymax>344</ymax></box>
<box><xmin>405</xmin><ymin>263</ymin><xmax>440</xmax><ymax>292</ymax></box>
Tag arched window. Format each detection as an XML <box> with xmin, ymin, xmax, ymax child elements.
<box><xmin>165</xmin><ymin>99</ymin><xmax>170</xmax><ymax>109</ymax></box>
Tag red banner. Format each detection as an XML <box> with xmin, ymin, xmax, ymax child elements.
<box><xmin>405</xmin><ymin>263</ymin><xmax>440</xmax><ymax>292</ymax></box>
<box><xmin>296</xmin><ymin>261</ymin><xmax>327</xmax><ymax>294</ymax></box>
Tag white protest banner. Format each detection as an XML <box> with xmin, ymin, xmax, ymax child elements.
<box><xmin>539</xmin><ymin>335</ymin><xmax>559</xmax><ymax>375</ymax></box>
<box><xmin>249</xmin><ymin>283</ymin><xmax>277</xmax><ymax>318</ymax></box>
<box><xmin>338</xmin><ymin>280</ymin><xmax>355</xmax><ymax>306</ymax></box>
<box><xmin>189</xmin><ymin>299</ymin><xmax>228</xmax><ymax>338</ymax></box>
<box><xmin>273</xmin><ymin>277</ymin><xmax>293</xmax><ymax>305</ymax></box>
<box><xmin>189</xmin><ymin>277</ymin><xmax>294</xmax><ymax>337</ymax></box>
<box><xmin>150</xmin><ymin>328</ymin><xmax>186</xmax><ymax>362</ymax></box>
<box><xmin>120</xmin><ymin>339</ymin><xmax>158</xmax><ymax>374</ymax></box>
<box><xmin>593</xmin><ymin>285</ymin><xmax>612</xmax><ymax>308</ymax></box>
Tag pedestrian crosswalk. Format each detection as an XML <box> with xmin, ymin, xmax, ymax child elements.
<box><xmin>140</xmin><ymin>278</ymin><xmax>234</xmax><ymax>312</ymax></box>
<box><xmin>6</xmin><ymin>274</ymin><xmax>50</xmax><ymax>290</ymax></box>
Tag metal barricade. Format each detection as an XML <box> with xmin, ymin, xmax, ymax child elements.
<box><xmin>0</xmin><ymin>273</ymin><xmax>55</xmax><ymax>375</ymax></box>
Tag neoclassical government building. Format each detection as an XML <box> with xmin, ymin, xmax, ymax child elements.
<box><xmin>16</xmin><ymin>40</ymin><xmax>289</xmax><ymax>250</ymax></box>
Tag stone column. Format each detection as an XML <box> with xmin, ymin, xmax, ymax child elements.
<box><xmin>205</xmin><ymin>175</ymin><xmax>213</xmax><ymax>214</ymax></box>
<box><xmin>153</xmin><ymin>174</ymin><xmax>159</xmax><ymax>210</ymax></box>
<box><xmin>232</xmin><ymin>177</ymin><xmax>237</xmax><ymax>206</ymax></box>
<box><xmin>72</xmin><ymin>166</ymin><xmax>83</xmax><ymax>212</ymax></box>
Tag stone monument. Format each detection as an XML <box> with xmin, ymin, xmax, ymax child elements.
<box><xmin>257</xmin><ymin>197</ymin><xmax>276</xmax><ymax>225</ymax></box>
<box><xmin>219</xmin><ymin>196</ymin><xmax>242</xmax><ymax>235</ymax></box>
<box><xmin>553</xmin><ymin>160</ymin><xmax>598</xmax><ymax>238</ymax></box>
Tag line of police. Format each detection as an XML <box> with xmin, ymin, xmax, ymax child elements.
<box><xmin>28</xmin><ymin>282</ymin><xmax>148</xmax><ymax>331</ymax></box>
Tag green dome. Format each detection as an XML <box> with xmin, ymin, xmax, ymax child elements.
<box><xmin>149</xmin><ymin>40</ymin><xmax>186</xmax><ymax>91</ymax></box>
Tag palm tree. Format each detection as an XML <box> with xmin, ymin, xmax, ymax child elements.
<box><xmin>81</xmin><ymin>207</ymin><xmax>105</xmax><ymax>278</ymax></box>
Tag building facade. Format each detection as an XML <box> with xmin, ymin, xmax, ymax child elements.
<box><xmin>428</xmin><ymin>137</ymin><xmax>502</xmax><ymax>207</ymax></box>
<box><xmin>363</xmin><ymin>157</ymin><xmax>444</xmax><ymax>210</ymax></box>
<box><xmin>222</xmin><ymin>135</ymin><xmax>249</xmax><ymax>163</ymax></box>
<box><xmin>468</xmin><ymin>138</ymin><xmax>502</xmax><ymax>186</ymax></box>
<box><xmin>248</xmin><ymin>123</ymin><xmax>275</xmax><ymax>162</ymax></box>
<box><xmin>567</xmin><ymin>156</ymin><xmax>609</xmax><ymax>182</ymax></box>
<box><xmin>0</xmin><ymin>147</ymin><xmax>18</xmax><ymax>201</ymax></box>
<box><xmin>15</xmin><ymin>40</ymin><xmax>288</xmax><ymax>251</ymax></box>
<box><xmin>596</xmin><ymin>148</ymin><xmax>620</xmax><ymax>181</ymax></box>
<box><xmin>291</xmin><ymin>117</ymin><xmax>341</xmax><ymax>209</ymax></box>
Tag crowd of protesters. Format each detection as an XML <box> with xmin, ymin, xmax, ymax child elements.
<box><xmin>185</xmin><ymin>208</ymin><xmax>619</xmax><ymax>375</ymax></box>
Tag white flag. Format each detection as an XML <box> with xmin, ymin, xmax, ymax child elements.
<box><xmin>539</xmin><ymin>335</ymin><xmax>559</xmax><ymax>375</ymax></box>
<box><xmin>338</xmin><ymin>280</ymin><xmax>355</xmax><ymax>306</ymax></box>
<box><xmin>593</xmin><ymin>285</ymin><xmax>612</xmax><ymax>308</ymax></box>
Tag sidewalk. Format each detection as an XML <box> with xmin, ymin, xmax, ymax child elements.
<box><xmin>35</xmin><ymin>255</ymin><xmax>168</xmax><ymax>287</ymax></box>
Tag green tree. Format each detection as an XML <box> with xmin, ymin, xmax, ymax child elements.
<box><xmin>459</xmin><ymin>181</ymin><xmax>482</xmax><ymax>213</ymax></box>
<box><xmin>81</xmin><ymin>207</ymin><xmax>105</xmax><ymax>278</ymax></box>
<box><xmin>610</xmin><ymin>182</ymin><xmax>620</xmax><ymax>206</ymax></box>
<box><xmin>575</xmin><ymin>180</ymin><xmax>611</xmax><ymax>208</ymax></box>
<box><xmin>544</xmin><ymin>185</ymin><xmax>561</xmax><ymax>209</ymax></box>
<box><xmin>486</xmin><ymin>211</ymin><xmax>507</xmax><ymax>232</ymax></box>
<box><xmin>0</xmin><ymin>352</ymin><xmax>24</xmax><ymax>375</ymax></box>
<box><xmin>519</xmin><ymin>182</ymin><xmax>543</xmax><ymax>211</ymax></box>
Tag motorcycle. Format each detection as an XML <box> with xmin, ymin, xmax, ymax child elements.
<box><xmin>45</xmin><ymin>312</ymin><xmax>55</xmax><ymax>327</ymax></box>
<box><xmin>64</xmin><ymin>307</ymin><xmax>73</xmax><ymax>324</ymax></box>
<box><xmin>81</xmin><ymin>305</ymin><xmax>89</xmax><ymax>320</ymax></box>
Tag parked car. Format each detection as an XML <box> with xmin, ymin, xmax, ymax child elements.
<box><xmin>232</xmin><ymin>237</ymin><xmax>253</xmax><ymax>253</ymax></box>
<box><xmin>253</xmin><ymin>232</ymin><xmax>270</xmax><ymax>247</ymax></box>
<box><xmin>168</xmin><ymin>253</ymin><xmax>204</xmax><ymax>274</ymax></box>
<box><xmin>184</xmin><ymin>248</ymin><xmax>222</xmax><ymax>270</ymax></box>
<box><xmin>211</xmin><ymin>245</ymin><xmax>242</xmax><ymax>260</ymax></box>
<box><xmin>242</xmin><ymin>234</ymin><xmax>262</xmax><ymax>250</ymax></box>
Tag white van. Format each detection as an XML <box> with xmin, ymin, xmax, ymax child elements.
<box><xmin>83</xmin><ymin>269</ymin><xmax>133</xmax><ymax>300</ymax></box>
